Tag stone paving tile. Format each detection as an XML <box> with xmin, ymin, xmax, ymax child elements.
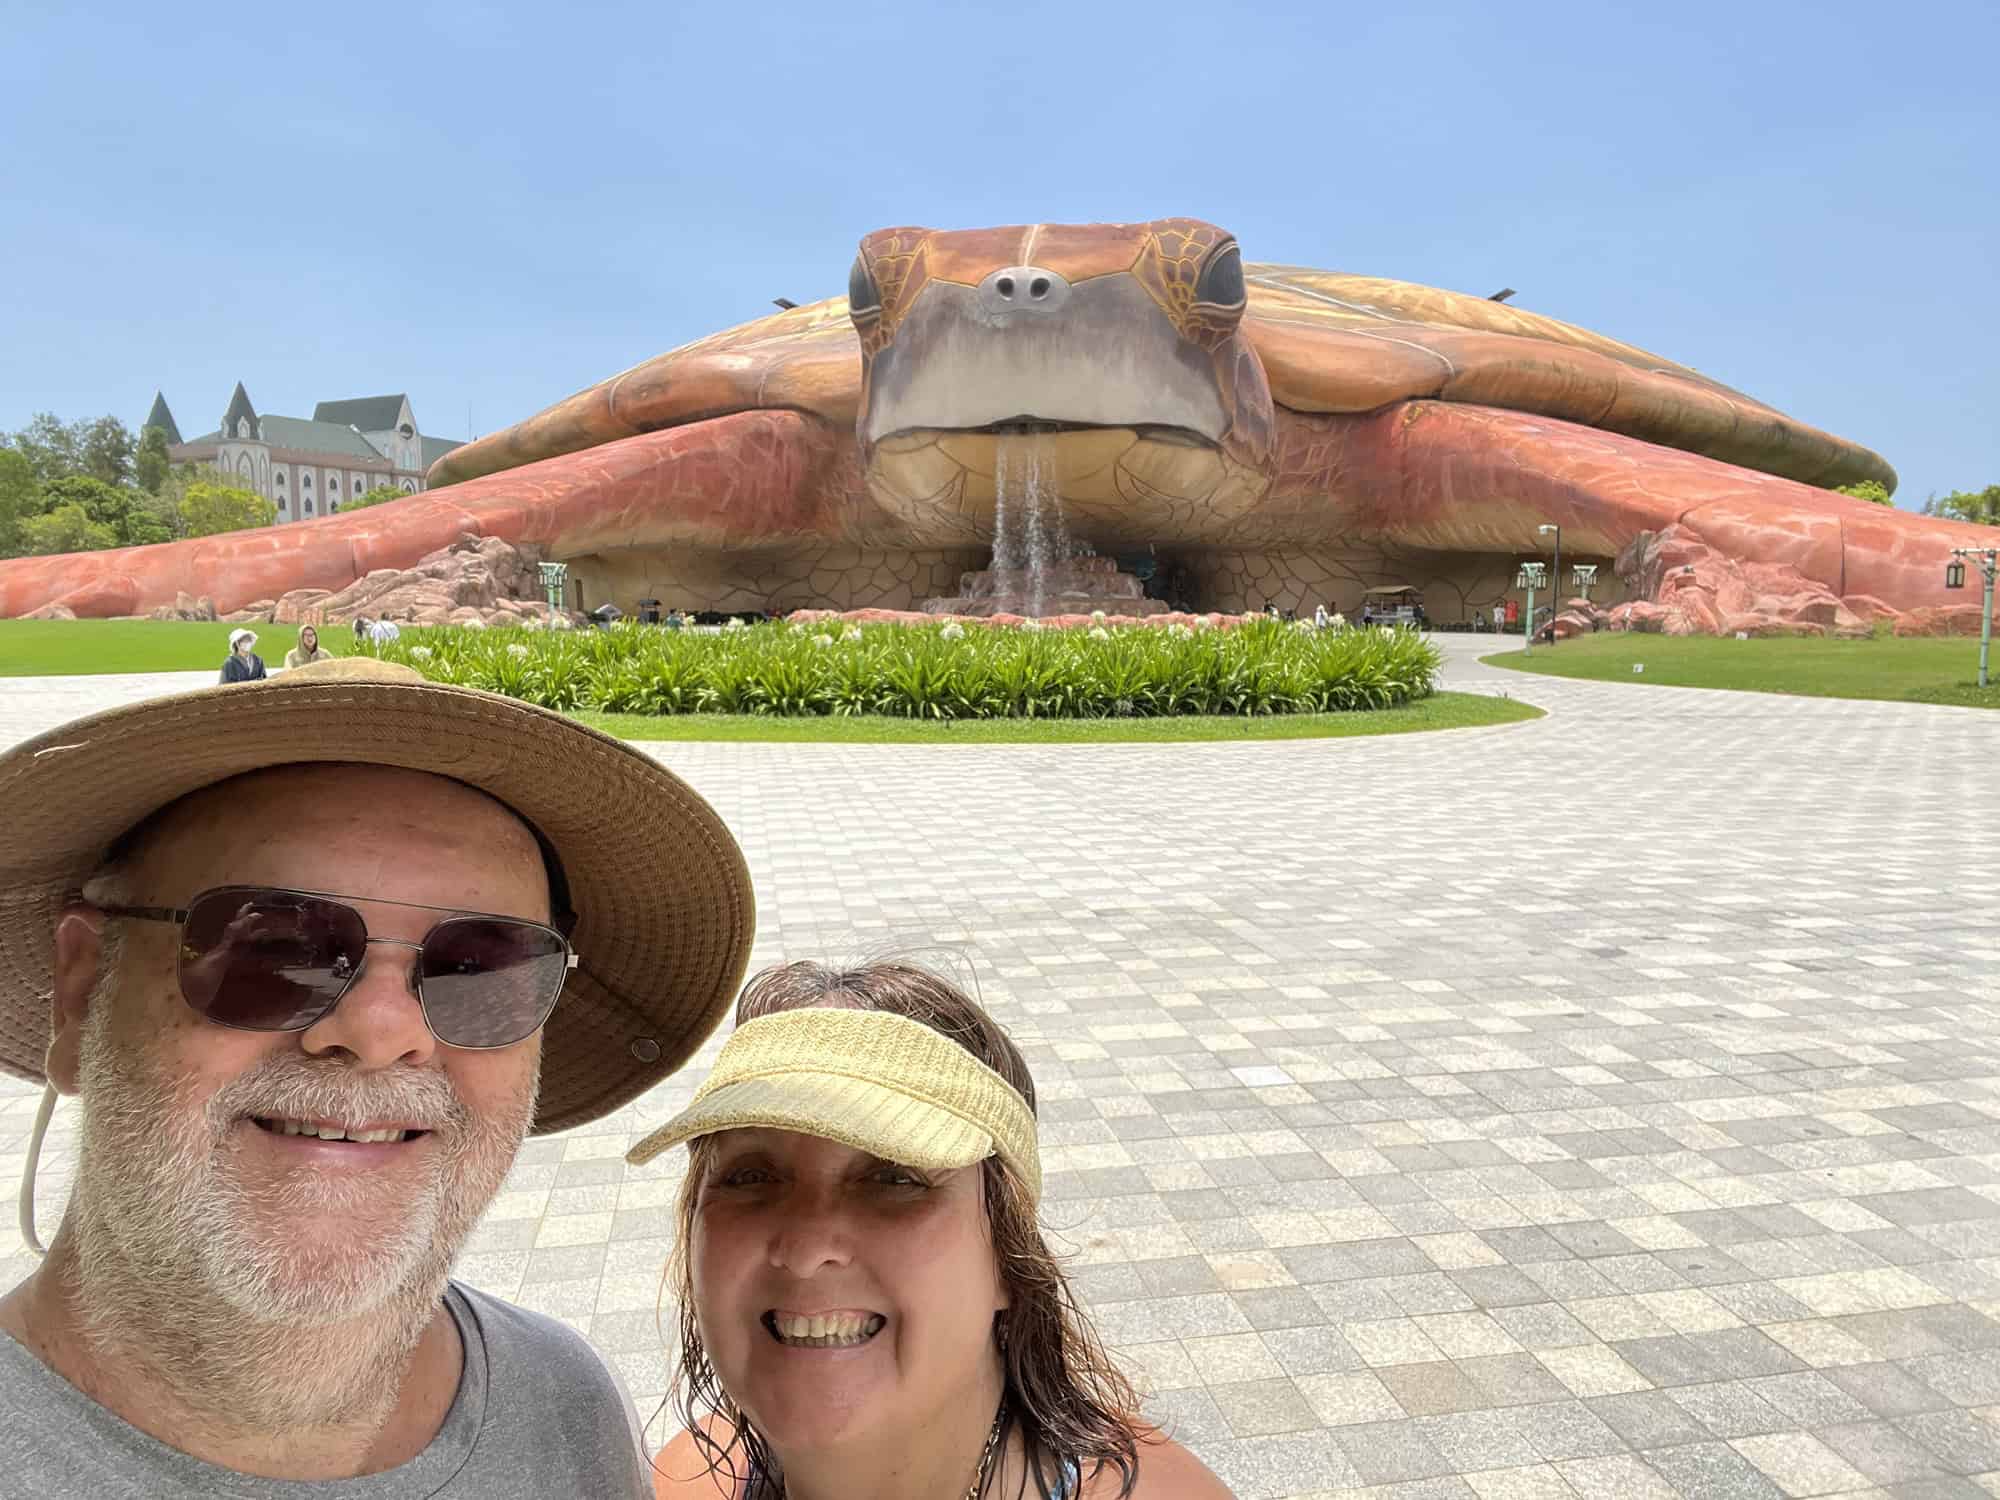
<box><xmin>4</xmin><ymin>639</ymin><xmax>1999</xmax><ymax>1498</ymax></box>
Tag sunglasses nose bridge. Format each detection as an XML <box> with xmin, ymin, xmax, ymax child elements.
<box><xmin>334</xmin><ymin>935</ymin><xmax>425</xmax><ymax>996</ymax></box>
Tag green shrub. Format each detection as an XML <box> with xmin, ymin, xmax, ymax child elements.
<box><xmin>375</xmin><ymin>617</ymin><xmax>1442</xmax><ymax>720</ymax></box>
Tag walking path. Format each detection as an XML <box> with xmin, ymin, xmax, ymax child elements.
<box><xmin>4</xmin><ymin>640</ymin><xmax>1997</xmax><ymax>1498</ymax></box>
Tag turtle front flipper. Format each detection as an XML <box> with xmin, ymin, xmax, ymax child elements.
<box><xmin>0</xmin><ymin>411</ymin><xmax>845</xmax><ymax>620</ymax></box>
<box><xmin>1244</xmin><ymin>267</ymin><xmax>1896</xmax><ymax>492</ymax></box>
<box><xmin>1271</xmin><ymin>400</ymin><xmax>1992</xmax><ymax>619</ymax></box>
<box><xmin>429</xmin><ymin>302</ymin><xmax>861</xmax><ymax>488</ymax></box>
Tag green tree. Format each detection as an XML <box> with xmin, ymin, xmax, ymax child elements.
<box><xmin>1834</xmin><ymin>480</ymin><xmax>1893</xmax><ymax>506</ymax></box>
<box><xmin>6</xmin><ymin>413</ymin><xmax>136</xmax><ymax>487</ymax></box>
<box><xmin>178</xmin><ymin>480</ymin><xmax>276</xmax><ymax>537</ymax></box>
<box><xmin>343</xmin><ymin>484</ymin><xmax>407</xmax><ymax>510</ymax></box>
<box><xmin>136</xmin><ymin>424</ymin><xmax>172</xmax><ymax>493</ymax></box>
<box><xmin>20</xmin><ymin>503</ymin><xmax>117</xmax><ymax>555</ymax></box>
<box><xmin>1924</xmin><ymin>485</ymin><xmax>2000</xmax><ymax>527</ymax></box>
<box><xmin>0</xmin><ymin>448</ymin><xmax>37</xmax><ymax>557</ymax></box>
<box><xmin>41</xmin><ymin>475</ymin><xmax>171</xmax><ymax>547</ymax></box>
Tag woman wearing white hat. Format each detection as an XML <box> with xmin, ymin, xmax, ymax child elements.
<box><xmin>637</xmin><ymin>961</ymin><xmax>1235</xmax><ymax>1500</ymax></box>
<box><xmin>219</xmin><ymin>627</ymin><xmax>266</xmax><ymax>683</ymax></box>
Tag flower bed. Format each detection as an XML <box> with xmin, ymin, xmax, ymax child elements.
<box><xmin>377</xmin><ymin>617</ymin><xmax>1439</xmax><ymax>719</ymax></box>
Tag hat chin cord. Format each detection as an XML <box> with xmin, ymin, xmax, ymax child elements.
<box><xmin>18</xmin><ymin>1084</ymin><xmax>57</xmax><ymax>1257</ymax></box>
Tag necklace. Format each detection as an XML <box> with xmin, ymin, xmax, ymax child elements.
<box><xmin>769</xmin><ymin>1405</ymin><xmax>1005</xmax><ymax>1500</ymax></box>
<box><xmin>964</xmin><ymin>1407</ymin><xmax>1005</xmax><ymax>1500</ymax></box>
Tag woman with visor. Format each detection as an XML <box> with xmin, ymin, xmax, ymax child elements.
<box><xmin>633</xmin><ymin>961</ymin><xmax>1236</xmax><ymax>1500</ymax></box>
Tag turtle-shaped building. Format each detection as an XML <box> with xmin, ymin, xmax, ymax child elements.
<box><xmin>2</xmin><ymin>218</ymin><xmax>1991</xmax><ymax>626</ymax></box>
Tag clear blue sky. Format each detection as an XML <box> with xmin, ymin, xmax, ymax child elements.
<box><xmin>3</xmin><ymin>0</ymin><xmax>1993</xmax><ymax>507</ymax></box>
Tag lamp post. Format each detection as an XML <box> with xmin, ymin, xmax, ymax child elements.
<box><xmin>1948</xmin><ymin>547</ymin><xmax>1998</xmax><ymax>688</ymax></box>
<box><xmin>538</xmin><ymin>562</ymin><xmax>569</xmax><ymax>613</ymax></box>
<box><xmin>1516</xmin><ymin>561</ymin><xmax>1547</xmax><ymax>656</ymax></box>
<box><xmin>1538</xmin><ymin>524</ymin><xmax>1561</xmax><ymax>641</ymax></box>
<box><xmin>1572</xmin><ymin>564</ymin><xmax>1598</xmax><ymax>602</ymax></box>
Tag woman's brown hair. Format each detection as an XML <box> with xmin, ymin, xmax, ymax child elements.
<box><xmin>666</xmin><ymin>959</ymin><xmax>1143</xmax><ymax>1499</ymax></box>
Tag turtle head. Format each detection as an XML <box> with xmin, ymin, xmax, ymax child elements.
<box><xmin>847</xmin><ymin>218</ymin><xmax>1275</xmax><ymax>547</ymax></box>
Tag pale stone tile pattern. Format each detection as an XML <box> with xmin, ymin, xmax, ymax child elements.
<box><xmin>3</xmin><ymin>635</ymin><xmax>1998</xmax><ymax>1500</ymax></box>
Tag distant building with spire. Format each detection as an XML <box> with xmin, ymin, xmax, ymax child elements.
<box><xmin>143</xmin><ymin>386</ymin><xmax>462</xmax><ymax>524</ymax></box>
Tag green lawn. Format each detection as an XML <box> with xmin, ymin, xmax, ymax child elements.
<box><xmin>0</xmin><ymin>619</ymin><xmax>1541</xmax><ymax>741</ymax></box>
<box><xmin>0</xmin><ymin>619</ymin><xmax>355</xmax><ymax>675</ymax></box>
<box><xmin>1486</xmin><ymin>632</ymin><xmax>1998</xmax><ymax>709</ymax></box>
<box><xmin>572</xmin><ymin>692</ymin><xmax>1541</xmax><ymax>743</ymax></box>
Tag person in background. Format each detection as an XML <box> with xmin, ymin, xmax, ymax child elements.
<box><xmin>284</xmin><ymin>625</ymin><xmax>332</xmax><ymax>669</ymax></box>
<box><xmin>353</xmin><ymin>616</ymin><xmax>371</xmax><ymax>646</ymax></box>
<box><xmin>1313</xmin><ymin>603</ymin><xmax>1329</xmax><ymax>630</ymax></box>
<box><xmin>368</xmin><ymin>618</ymin><xmax>403</xmax><ymax>649</ymax></box>
<box><xmin>220</xmin><ymin>629</ymin><xmax>266</xmax><ymax>684</ymax></box>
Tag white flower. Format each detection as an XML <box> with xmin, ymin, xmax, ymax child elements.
<box><xmin>1292</xmin><ymin>619</ymin><xmax>1313</xmax><ymax>632</ymax></box>
<box><xmin>1330</xmin><ymin>613</ymin><xmax>1346</xmax><ymax>629</ymax></box>
<box><xmin>460</xmin><ymin>617</ymin><xmax>486</xmax><ymax>630</ymax></box>
<box><xmin>1190</xmin><ymin>615</ymin><xmax>1214</xmax><ymax>630</ymax></box>
<box><xmin>1165</xmin><ymin>622</ymin><xmax>1192</xmax><ymax>639</ymax></box>
<box><xmin>1020</xmin><ymin>619</ymin><xmax>1043</xmax><ymax>633</ymax></box>
<box><xmin>1090</xmin><ymin>610</ymin><xmax>1107</xmax><ymax>623</ymax></box>
<box><xmin>506</xmin><ymin>643</ymin><xmax>530</xmax><ymax>659</ymax></box>
<box><xmin>842</xmin><ymin>625</ymin><xmax>863</xmax><ymax>642</ymax></box>
<box><xmin>812</xmin><ymin>633</ymin><xmax>834</xmax><ymax>648</ymax></box>
<box><xmin>1379</xmin><ymin>626</ymin><xmax>1395</xmax><ymax>639</ymax></box>
<box><xmin>940</xmin><ymin>622</ymin><xmax>965</xmax><ymax>640</ymax></box>
<box><xmin>1088</xmin><ymin>626</ymin><xmax>1110</xmax><ymax>641</ymax></box>
<box><xmin>724</xmin><ymin>617</ymin><xmax>747</xmax><ymax>632</ymax></box>
<box><xmin>410</xmin><ymin>645</ymin><xmax>434</xmax><ymax>661</ymax></box>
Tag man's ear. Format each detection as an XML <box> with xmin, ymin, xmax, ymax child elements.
<box><xmin>47</xmin><ymin>906</ymin><xmax>107</xmax><ymax>1095</ymax></box>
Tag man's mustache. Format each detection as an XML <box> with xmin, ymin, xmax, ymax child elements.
<box><xmin>207</xmin><ymin>1055</ymin><xmax>465</xmax><ymax>1136</ymax></box>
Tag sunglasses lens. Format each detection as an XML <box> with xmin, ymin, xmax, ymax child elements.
<box><xmin>418</xmin><ymin>918</ymin><xmax>568</xmax><ymax>1047</ymax></box>
<box><xmin>180</xmin><ymin>889</ymin><xmax>365</xmax><ymax>1030</ymax></box>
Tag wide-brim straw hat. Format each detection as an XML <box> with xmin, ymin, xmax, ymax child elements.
<box><xmin>0</xmin><ymin>657</ymin><xmax>754</xmax><ymax>1133</ymax></box>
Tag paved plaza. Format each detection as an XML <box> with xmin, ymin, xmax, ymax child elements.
<box><xmin>4</xmin><ymin>637</ymin><xmax>1998</xmax><ymax>1499</ymax></box>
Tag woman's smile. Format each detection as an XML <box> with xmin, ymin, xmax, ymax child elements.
<box><xmin>763</xmin><ymin>1309</ymin><xmax>888</xmax><ymax>1348</ymax></box>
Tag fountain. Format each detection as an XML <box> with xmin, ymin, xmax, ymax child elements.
<box><xmin>921</xmin><ymin>436</ymin><xmax>1168</xmax><ymax>619</ymax></box>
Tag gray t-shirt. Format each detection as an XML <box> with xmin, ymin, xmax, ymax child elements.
<box><xmin>0</xmin><ymin>1282</ymin><xmax>651</xmax><ymax>1498</ymax></box>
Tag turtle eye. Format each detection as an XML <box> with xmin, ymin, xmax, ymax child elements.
<box><xmin>848</xmin><ymin>255</ymin><xmax>882</xmax><ymax>319</ymax></box>
<box><xmin>1194</xmin><ymin>242</ymin><xmax>1245</xmax><ymax>309</ymax></box>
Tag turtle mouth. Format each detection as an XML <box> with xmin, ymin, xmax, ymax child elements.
<box><xmin>891</xmin><ymin>419</ymin><xmax>1217</xmax><ymax>449</ymax></box>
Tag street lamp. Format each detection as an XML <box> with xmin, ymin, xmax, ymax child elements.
<box><xmin>1949</xmin><ymin>548</ymin><xmax>1998</xmax><ymax>688</ymax></box>
<box><xmin>1516</xmin><ymin>561</ymin><xmax>1547</xmax><ymax>656</ymax></box>
<box><xmin>1572</xmin><ymin>564</ymin><xmax>1598</xmax><ymax>602</ymax></box>
<box><xmin>538</xmin><ymin>562</ymin><xmax>569</xmax><ymax>613</ymax></box>
<box><xmin>1538</xmin><ymin>524</ymin><xmax>1562</xmax><ymax>644</ymax></box>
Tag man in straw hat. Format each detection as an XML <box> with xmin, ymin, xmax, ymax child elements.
<box><xmin>0</xmin><ymin>657</ymin><xmax>755</xmax><ymax>1495</ymax></box>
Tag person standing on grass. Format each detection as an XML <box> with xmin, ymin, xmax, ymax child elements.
<box><xmin>220</xmin><ymin>628</ymin><xmax>266</xmax><ymax>684</ymax></box>
<box><xmin>284</xmin><ymin>625</ymin><xmax>332</xmax><ymax>669</ymax></box>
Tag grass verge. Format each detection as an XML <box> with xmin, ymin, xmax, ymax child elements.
<box><xmin>572</xmin><ymin>692</ymin><xmax>1541</xmax><ymax>743</ymax></box>
<box><xmin>0</xmin><ymin>620</ymin><xmax>350</xmax><ymax>675</ymax></box>
<box><xmin>1484</xmin><ymin>632</ymin><xmax>1998</xmax><ymax>709</ymax></box>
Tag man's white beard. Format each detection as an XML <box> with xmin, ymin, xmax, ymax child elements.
<box><xmin>68</xmin><ymin>1003</ymin><xmax>536</xmax><ymax>1430</ymax></box>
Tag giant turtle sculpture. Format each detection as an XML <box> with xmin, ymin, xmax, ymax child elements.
<box><xmin>3</xmin><ymin>217</ymin><xmax>1991</xmax><ymax>625</ymax></box>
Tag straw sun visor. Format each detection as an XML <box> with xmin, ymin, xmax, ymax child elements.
<box><xmin>626</xmin><ymin>1008</ymin><xmax>1042</xmax><ymax>1204</ymax></box>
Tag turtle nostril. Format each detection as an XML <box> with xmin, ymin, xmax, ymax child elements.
<box><xmin>1030</xmin><ymin>277</ymin><xmax>1050</xmax><ymax>298</ymax></box>
<box><xmin>996</xmin><ymin>276</ymin><xmax>1015</xmax><ymax>298</ymax></box>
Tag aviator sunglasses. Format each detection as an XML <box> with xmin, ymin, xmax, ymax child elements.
<box><xmin>98</xmin><ymin>885</ymin><xmax>578</xmax><ymax>1049</ymax></box>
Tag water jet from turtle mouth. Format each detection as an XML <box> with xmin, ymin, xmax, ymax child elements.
<box><xmin>990</xmin><ymin>434</ymin><xmax>1074</xmax><ymax>618</ymax></box>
